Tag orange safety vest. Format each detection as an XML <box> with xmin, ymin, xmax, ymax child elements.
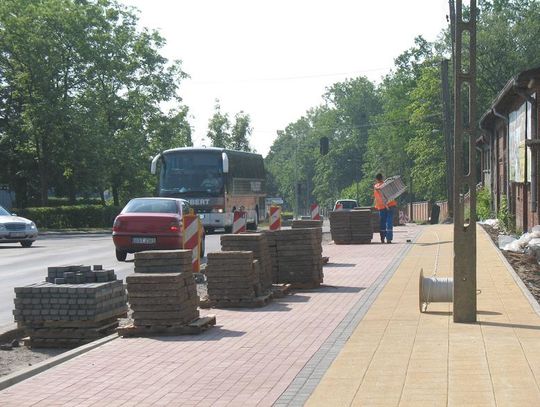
<box><xmin>374</xmin><ymin>181</ymin><xmax>397</xmax><ymax>210</ymax></box>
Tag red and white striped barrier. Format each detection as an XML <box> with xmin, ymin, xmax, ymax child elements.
<box><xmin>232</xmin><ymin>210</ymin><xmax>247</xmax><ymax>234</ymax></box>
<box><xmin>310</xmin><ymin>203</ymin><xmax>321</xmax><ymax>220</ymax></box>
<box><xmin>269</xmin><ymin>205</ymin><xmax>281</xmax><ymax>231</ymax></box>
<box><xmin>182</xmin><ymin>214</ymin><xmax>201</xmax><ymax>272</ymax></box>
<box><xmin>335</xmin><ymin>203</ymin><xmax>343</xmax><ymax>211</ymax></box>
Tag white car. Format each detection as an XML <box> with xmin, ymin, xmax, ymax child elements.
<box><xmin>0</xmin><ymin>205</ymin><xmax>38</xmax><ymax>247</ymax></box>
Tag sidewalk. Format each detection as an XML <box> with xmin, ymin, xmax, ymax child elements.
<box><xmin>306</xmin><ymin>224</ymin><xmax>540</xmax><ymax>406</ymax></box>
<box><xmin>3</xmin><ymin>223</ymin><xmax>538</xmax><ymax>406</ymax></box>
<box><xmin>0</xmin><ymin>226</ymin><xmax>418</xmax><ymax>406</ymax></box>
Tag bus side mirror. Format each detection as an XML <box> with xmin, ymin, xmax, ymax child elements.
<box><xmin>150</xmin><ymin>153</ymin><xmax>161</xmax><ymax>175</ymax></box>
<box><xmin>222</xmin><ymin>152</ymin><xmax>229</xmax><ymax>173</ymax></box>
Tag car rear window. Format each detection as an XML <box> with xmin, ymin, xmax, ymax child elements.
<box><xmin>123</xmin><ymin>199</ymin><xmax>178</xmax><ymax>214</ymax></box>
<box><xmin>340</xmin><ymin>201</ymin><xmax>357</xmax><ymax>209</ymax></box>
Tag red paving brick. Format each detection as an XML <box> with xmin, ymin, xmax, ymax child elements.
<box><xmin>0</xmin><ymin>227</ymin><xmax>417</xmax><ymax>406</ymax></box>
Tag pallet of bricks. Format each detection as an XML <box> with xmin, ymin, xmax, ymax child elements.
<box><xmin>291</xmin><ymin>219</ymin><xmax>323</xmax><ymax>229</ymax></box>
<box><xmin>292</xmin><ymin>219</ymin><xmax>329</xmax><ymax>265</ymax></box>
<box><xmin>205</xmin><ymin>251</ymin><xmax>271</xmax><ymax>307</ymax></box>
<box><xmin>219</xmin><ymin>233</ymin><xmax>273</xmax><ymax>297</ymax></box>
<box><xmin>13</xmin><ymin>265</ymin><xmax>127</xmax><ymax>348</ymax></box>
<box><xmin>118</xmin><ymin>250</ymin><xmax>215</xmax><ymax>337</ymax></box>
<box><xmin>329</xmin><ymin>209</ymin><xmax>372</xmax><ymax>244</ymax></box>
<box><xmin>264</xmin><ymin>228</ymin><xmax>323</xmax><ymax>289</ymax></box>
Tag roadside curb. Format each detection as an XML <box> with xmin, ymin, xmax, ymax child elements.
<box><xmin>39</xmin><ymin>230</ymin><xmax>111</xmax><ymax>236</ymax></box>
<box><xmin>0</xmin><ymin>334</ymin><xmax>118</xmax><ymax>391</ymax></box>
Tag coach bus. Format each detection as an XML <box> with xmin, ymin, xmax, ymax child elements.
<box><xmin>151</xmin><ymin>147</ymin><xmax>266</xmax><ymax>233</ymax></box>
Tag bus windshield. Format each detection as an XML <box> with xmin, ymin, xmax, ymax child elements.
<box><xmin>159</xmin><ymin>151</ymin><xmax>224</xmax><ymax>196</ymax></box>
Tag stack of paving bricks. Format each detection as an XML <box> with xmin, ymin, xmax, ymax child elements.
<box><xmin>205</xmin><ymin>251</ymin><xmax>269</xmax><ymax>307</ymax></box>
<box><xmin>329</xmin><ymin>211</ymin><xmax>352</xmax><ymax>244</ymax></box>
<box><xmin>220</xmin><ymin>234</ymin><xmax>273</xmax><ymax>295</ymax></box>
<box><xmin>330</xmin><ymin>209</ymin><xmax>373</xmax><ymax>244</ymax></box>
<box><xmin>264</xmin><ymin>228</ymin><xmax>323</xmax><ymax>288</ymax></box>
<box><xmin>117</xmin><ymin>250</ymin><xmax>216</xmax><ymax>336</ymax></box>
<box><xmin>134</xmin><ymin>249</ymin><xmax>192</xmax><ymax>273</ymax></box>
<box><xmin>350</xmin><ymin>209</ymin><xmax>373</xmax><ymax>243</ymax></box>
<box><xmin>264</xmin><ymin>231</ymin><xmax>279</xmax><ymax>283</ymax></box>
<box><xmin>13</xmin><ymin>265</ymin><xmax>127</xmax><ymax>348</ymax></box>
<box><xmin>125</xmin><ymin>272</ymin><xmax>199</xmax><ymax>328</ymax></box>
<box><xmin>291</xmin><ymin>219</ymin><xmax>323</xmax><ymax>228</ymax></box>
<box><xmin>370</xmin><ymin>208</ymin><xmax>380</xmax><ymax>233</ymax></box>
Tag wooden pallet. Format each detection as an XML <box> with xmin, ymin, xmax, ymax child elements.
<box><xmin>200</xmin><ymin>292</ymin><xmax>272</xmax><ymax>309</ymax></box>
<box><xmin>270</xmin><ymin>284</ymin><xmax>291</xmax><ymax>298</ymax></box>
<box><xmin>333</xmin><ymin>240</ymin><xmax>372</xmax><ymax>245</ymax></box>
<box><xmin>116</xmin><ymin>315</ymin><xmax>216</xmax><ymax>337</ymax></box>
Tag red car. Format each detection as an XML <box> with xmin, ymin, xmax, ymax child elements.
<box><xmin>112</xmin><ymin>197</ymin><xmax>205</xmax><ymax>261</ymax></box>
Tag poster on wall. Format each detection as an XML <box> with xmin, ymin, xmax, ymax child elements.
<box><xmin>517</xmin><ymin>102</ymin><xmax>527</xmax><ymax>183</ymax></box>
<box><xmin>527</xmin><ymin>101</ymin><xmax>532</xmax><ymax>183</ymax></box>
<box><xmin>509</xmin><ymin>102</ymin><xmax>527</xmax><ymax>183</ymax></box>
<box><xmin>509</xmin><ymin>110</ymin><xmax>519</xmax><ymax>181</ymax></box>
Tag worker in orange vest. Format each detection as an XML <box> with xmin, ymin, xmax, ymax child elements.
<box><xmin>374</xmin><ymin>173</ymin><xmax>397</xmax><ymax>243</ymax></box>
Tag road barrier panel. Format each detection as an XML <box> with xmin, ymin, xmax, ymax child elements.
<box><xmin>232</xmin><ymin>211</ymin><xmax>247</xmax><ymax>234</ymax></box>
<box><xmin>269</xmin><ymin>206</ymin><xmax>281</xmax><ymax>231</ymax></box>
<box><xmin>310</xmin><ymin>203</ymin><xmax>321</xmax><ymax>220</ymax></box>
<box><xmin>183</xmin><ymin>214</ymin><xmax>201</xmax><ymax>273</ymax></box>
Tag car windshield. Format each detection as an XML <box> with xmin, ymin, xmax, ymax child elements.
<box><xmin>122</xmin><ymin>199</ymin><xmax>178</xmax><ymax>214</ymax></box>
<box><xmin>160</xmin><ymin>151</ymin><xmax>224</xmax><ymax>196</ymax></box>
<box><xmin>0</xmin><ymin>206</ymin><xmax>10</xmax><ymax>216</ymax></box>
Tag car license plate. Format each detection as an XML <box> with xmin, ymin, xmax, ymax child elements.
<box><xmin>9</xmin><ymin>232</ymin><xmax>25</xmax><ymax>238</ymax></box>
<box><xmin>132</xmin><ymin>237</ymin><xmax>156</xmax><ymax>244</ymax></box>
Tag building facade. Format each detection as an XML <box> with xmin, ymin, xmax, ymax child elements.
<box><xmin>479</xmin><ymin>67</ymin><xmax>540</xmax><ymax>232</ymax></box>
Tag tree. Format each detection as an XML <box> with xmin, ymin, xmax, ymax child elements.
<box><xmin>231</xmin><ymin>111</ymin><xmax>252</xmax><ymax>151</ymax></box>
<box><xmin>0</xmin><ymin>0</ymin><xmax>191</xmax><ymax>206</ymax></box>
<box><xmin>207</xmin><ymin>101</ymin><xmax>231</xmax><ymax>148</ymax></box>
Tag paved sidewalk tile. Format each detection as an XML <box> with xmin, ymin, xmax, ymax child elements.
<box><xmin>0</xmin><ymin>226</ymin><xmax>418</xmax><ymax>406</ymax></box>
<box><xmin>307</xmin><ymin>224</ymin><xmax>540</xmax><ymax>407</ymax></box>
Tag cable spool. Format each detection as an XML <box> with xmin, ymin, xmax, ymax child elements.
<box><xmin>419</xmin><ymin>269</ymin><xmax>454</xmax><ymax>312</ymax></box>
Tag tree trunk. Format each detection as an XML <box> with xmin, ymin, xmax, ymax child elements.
<box><xmin>112</xmin><ymin>185</ymin><xmax>119</xmax><ymax>206</ymax></box>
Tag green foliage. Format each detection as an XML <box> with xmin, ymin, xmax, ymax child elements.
<box><xmin>31</xmin><ymin>197</ymin><xmax>104</xmax><ymax>207</ymax></box>
<box><xmin>207</xmin><ymin>101</ymin><xmax>231</xmax><ymax>148</ymax></box>
<box><xmin>231</xmin><ymin>111</ymin><xmax>252</xmax><ymax>152</ymax></box>
<box><xmin>266</xmin><ymin>1</ymin><xmax>540</xmax><ymax>214</ymax></box>
<box><xmin>476</xmin><ymin>187</ymin><xmax>492</xmax><ymax>220</ymax></box>
<box><xmin>497</xmin><ymin>194</ymin><xmax>514</xmax><ymax>232</ymax></box>
<box><xmin>266</xmin><ymin>77</ymin><xmax>382</xmax><ymax>213</ymax></box>
<box><xmin>207</xmin><ymin>101</ymin><xmax>252</xmax><ymax>151</ymax></box>
<box><xmin>0</xmin><ymin>0</ymin><xmax>192</xmax><ymax>207</ymax></box>
<box><xmin>15</xmin><ymin>205</ymin><xmax>121</xmax><ymax>229</ymax></box>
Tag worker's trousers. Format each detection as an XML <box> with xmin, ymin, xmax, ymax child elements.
<box><xmin>379</xmin><ymin>207</ymin><xmax>394</xmax><ymax>242</ymax></box>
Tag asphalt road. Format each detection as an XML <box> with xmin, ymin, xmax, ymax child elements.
<box><xmin>0</xmin><ymin>233</ymin><xmax>222</xmax><ymax>330</ymax></box>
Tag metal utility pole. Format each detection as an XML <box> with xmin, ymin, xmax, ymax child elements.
<box><xmin>453</xmin><ymin>0</ymin><xmax>477</xmax><ymax>323</ymax></box>
<box><xmin>441</xmin><ymin>59</ymin><xmax>454</xmax><ymax>218</ymax></box>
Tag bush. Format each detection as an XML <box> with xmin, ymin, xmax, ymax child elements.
<box><xmin>14</xmin><ymin>205</ymin><xmax>121</xmax><ymax>229</ymax></box>
<box><xmin>476</xmin><ymin>187</ymin><xmax>492</xmax><ymax>221</ymax></box>
<box><xmin>27</xmin><ymin>197</ymin><xmax>104</xmax><ymax>207</ymax></box>
<box><xmin>497</xmin><ymin>195</ymin><xmax>514</xmax><ymax>233</ymax></box>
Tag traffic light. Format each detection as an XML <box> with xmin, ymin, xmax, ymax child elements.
<box><xmin>320</xmin><ymin>137</ymin><xmax>329</xmax><ymax>155</ymax></box>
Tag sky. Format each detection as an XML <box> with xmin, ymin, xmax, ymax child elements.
<box><xmin>120</xmin><ymin>0</ymin><xmax>450</xmax><ymax>157</ymax></box>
